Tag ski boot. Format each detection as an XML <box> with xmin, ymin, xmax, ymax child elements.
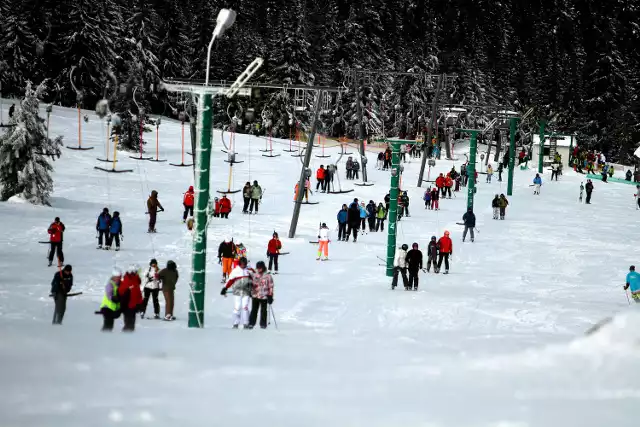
<box><xmin>154</xmin><ymin>314</ymin><xmax>160</xmax><ymax>319</ymax></box>
<box><xmin>97</xmin><ymin>244</ymin><xmax>102</xmax><ymax>249</ymax></box>
<box><xmin>48</xmin><ymin>261</ymin><xmax>53</xmax><ymax>267</ymax></box>
<box><xmin>232</xmin><ymin>324</ymin><xmax>239</xmax><ymax>329</ymax></box>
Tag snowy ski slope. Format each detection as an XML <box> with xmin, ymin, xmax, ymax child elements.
<box><xmin>0</xmin><ymin>102</ymin><xmax>639</xmax><ymax>427</ymax></box>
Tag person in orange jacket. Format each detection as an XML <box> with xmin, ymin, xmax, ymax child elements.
<box><xmin>316</xmin><ymin>165</ymin><xmax>327</xmax><ymax>192</ymax></box>
<box><xmin>436</xmin><ymin>231</ymin><xmax>453</xmax><ymax>274</ymax></box>
<box><xmin>435</xmin><ymin>173</ymin><xmax>445</xmax><ymax>197</ymax></box>
<box><xmin>444</xmin><ymin>175</ymin><xmax>453</xmax><ymax>198</ymax></box>
<box><xmin>183</xmin><ymin>185</ymin><xmax>195</xmax><ymax>222</ymax></box>
<box><xmin>219</xmin><ymin>195</ymin><xmax>232</xmax><ymax>218</ymax></box>
<box><xmin>119</xmin><ymin>265</ymin><xmax>144</xmax><ymax>331</ymax></box>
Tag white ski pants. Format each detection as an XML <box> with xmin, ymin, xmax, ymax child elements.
<box><xmin>233</xmin><ymin>295</ymin><xmax>251</xmax><ymax>326</ymax></box>
<box><xmin>534</xmin><ymin>184</ymin><xmax>541</xmax><ymax>194</ymax></box>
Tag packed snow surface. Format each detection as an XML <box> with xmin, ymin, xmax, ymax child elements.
<box><xmin>1</xmin><ymin>103</ymin><xmax>639</xmax><ymax>427</ymax></box>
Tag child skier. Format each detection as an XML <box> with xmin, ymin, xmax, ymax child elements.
<box><xmin>50</xmin><ymin>264</ymin><xmax>73</xmax><ymax>325</ymax></box>
<box><xmin>183</xmin><ymin>185</ymin><xmax>195</xmax><ymax>222</ymax></box>
<box><xmin>424</xmin><ymin>188</ymin><xmax>431</xmax><ymax>209</ymax></box>
<box><xmin>426</xmin><ymin>236</ymin><xmax>439</xmax><ymax>273</ymax></box>
<box><xmin>486</xmin><ymin>164</ymin><xmax>493</xmax><ymax>183</ymax></box>
<box><xmin>498</xmin><ymin>194</ymin><xmax>509</xmax><ymax>220</ymax></box>
<box><xmin>267</xmin><ymin>232</ymin><xmax>282</xmax><ymax>273</ymax></box>
<box><xmin>218</xmin><ymin>237</ymin><xmax>237</xmax><ymax>282</ymax></box>
<box><xmin>579</xmin><ymin>182</ymin><xmax>584</xmax><ymax>202</ymax></box>
<box><xmin>533</xmin><ymin>174</ymin><xmax>542</xmax><ymax>195</ymax></box>
<box><xmin>220</xmin><ymin>257</ymin><xmax>254</xmax><ymax>329</ymax></box>
<box><xmin>492</xmin><ymin>194</ymin><xmax>500</xmax><ymax>220</ymax></box>
<box><xmin>106</xmin><ymin>211</ymin><xmax>123</xmax><ymax>251</ymax></box>
<box><xmin>147</xmin><ymin>190</ymin><xmax>164</xmax><ymax>232</ymax></box>
<box><xmin>317</xmin><ymin>223</ymin><xmax>330</xmax><ymax>260</ymax></box>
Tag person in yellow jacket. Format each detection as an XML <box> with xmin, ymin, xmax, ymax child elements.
<box><xmin>99</xmin><ymin>268</ymin><xmax>123</xmax><ymax>331</ymax></box>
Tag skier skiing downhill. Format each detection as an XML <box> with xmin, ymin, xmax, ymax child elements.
<box><xmin>317</xmin><ymin>223</ymin><xmax>330</xmax><ymax>260</ymax></box>
<box><xmin>462</xmin><ymin>208</ymin><xmax>475</xmax><ymax>242</ymax></box>
<box><xmin>220</xmin><ymin>257</ymin><xmax>254</xmax><ymax>329</ymax></box>
<box><xmin>392</xmin><ymin>244</ymin><xmax>409</xmax><ymax>290</ymax></box>
<box><xmin>533</xmin><ymin>174</ymin><xmax>542</xmax><ymax>195</ymax></box>
<box><xmin>47</xmin><ymin>217</ymin><xmax>65</xmax><ymax>267</ymax></box>
<box><xmin>426</xmin><ymin>236</ymin><xmax>439</xmax><ymax>273</ymax></box>
<box><xmin>147</xmin><ymin>190</ymin><xmax>164</xmax><ymax>232</ymax></box>
<box><xmin>405</xmin><ymin>243</ymin><xmax>423</xmax><ymax>291</ymax></box>
<box><xmin>267</xmin><ymin>232</ymin><xmax>282</xmax><ymax>273</ymax></box>
<box><xmin>624</xmin><ymin>265</ymin><xmax>640</xmax><ymax>303</ymax></box>
<box><xmin>437</xmin><ymin>231</ymin><xmax>453</xmax><ymax>274</ymax></box>
<box><xmin>218</xmin><ymin>237</ymin><xmax>237</xmax><ymax>283</ymax></box>
<box><xmin>183</xmin><ymin>186</ymin><xmax>195</xmax><ymax>222</ymax></box>
<box><xmin>96</xmin><ymin>208</ymin><xmax>111</xmax><ymax>249</ymax></box>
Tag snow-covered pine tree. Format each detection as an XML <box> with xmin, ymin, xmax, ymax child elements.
<box><xmin>0</xmin><ymin>81</ymin><xmax>63</xmax><ymax>205</ymax></box>
<box><xmin>0</xmin><ymin>0</ymin><xmax>37</xmax><ymax>97</ymax></box>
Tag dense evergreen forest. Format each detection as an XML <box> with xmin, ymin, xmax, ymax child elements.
<box><xmin>1</xmin><ymin>0</ymin><xmax>638</xmax><ymax>161</ymax></box>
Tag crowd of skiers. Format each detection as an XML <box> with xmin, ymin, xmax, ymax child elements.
<box><xmin>392</xmin><ymin>231</ymin><xmax>454</xmax><ymax>290</ymax></box>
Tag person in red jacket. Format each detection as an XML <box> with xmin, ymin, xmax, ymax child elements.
<box><xmin>213</xmin><ymin>197</ymin><xmax>221</xmax><ymax>217</ymax></box>
<box><xmin>437</xmin><ymin>230</ymin><xmax>453</xmax><ymax>274</ymax></box>
<box><xmin>119</xmin><ymin>265</ymin><xmax>144</xmax><ymax>331</ymax></box>
<box><xmin>47</xmin><ymin>217</ymin><xmax>66</xmax><ymax>267</ymax></box>
<box><xmin>219</xmin><ymin>195</ymin><xmax>232</xmax><ymax>219</ymax></box>
<box><xmin>435</xmin><ymin>173</ymin><xmax>445</xmax><ymax>197</ymax></box>
<box><xmin>444</xmin><ymin>175</ymin><xmax>453</xmax><ymax>198</ymax></box>
<box><xmin>183</xmin><ymin>185</ymin><xmax>195</xmax><ymax>222</ymax></box>
<box><xmin>267</xmin><ymin>232</ymin><xmax>282</xmax><ymax>274</ymax></box>
<box><xmin>316</xmin><ymin>166</ymin><xmax>326</xmax><ymax>192</ymax></box>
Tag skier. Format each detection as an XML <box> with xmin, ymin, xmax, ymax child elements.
<box><xmin>383</xmin><ymin>148</ymin><xmax>392</xmax><ymax>170</ymax></box>
<box><xmin>219</xmin><ymin>194</ymin><xmax>232</xmax><ymax>218</ymax></box>
<box><xmin>400</xmin><ymin>143</ymin><xmax>407</xmax><ymax>162</ymax></box>
<box><xmin>601</xmin><ymin>165</ymin><xmax>608</xmax><ymax>183</ymax></box>
<box><xmin>624</xmin><ymin>265</ymin><xmax>640</xmax><ymax>303</ymax></box>
<box><xmin>218</xmin><ymin>237</ymin><xmax>237</xmax><ymax>282</ymax></box>
<box><xmin>444</xmin><ymin>175</ymin><xmax>453</xmax><ymax>198</ymax></box>
<box><xmin>267</xmin><ymin>232</ymin><xmax>282</xmax><ymax>273</ymax></box>
<box><xmin>346</xmin><ymin>202</ymin><xmax>360</xmax><ymax>242</ymax></box>
<box><xmin>220</xmin><ymin>257</ymin><xmax>254</xmax><ymax>329</ymax></box>
<box><xmin>497</xmin><ymin>162</ymin><xmax>504</xmax><ymax>182</ymax></box>
<box><xmin>158</xmin><ymin>260</ymin><xmax>178</xmax><ymax>321</ymax></box>
<box><xmin>337</xmin><ymin>204</ymin><xmax>348</xmax><ymax>241</ymax></box>
<box><xmin>99</xmin><ymin>268</ymin><xmax>122</xmax><ymax>332</ymax></box>
<box><xmin>533</xmin><ymin>174</ymin><xmax>542</xmax><ymax>195</ymax></box>
<box><xmin>325</xmin><ymin>164</ymin><xmax>336</xmax><ymax>191</ymax></box>
<box><xmin>346</xmin><ymin>157</ymin><xmax>354</xmax><ymax>179</ymax></box>
<box><xmin>437</xmin><ymin>231</ymin><xmax>453</xmax><ymax>274</ymax></box>
<box><xmin>118</xmin><ymin>265</ymin><xmax>143</xmax><ymax>332</ymax></box>
<box><xmin>242</xmin><ymin>182</ymin><xmax>252</xmax><ymax>213</ymax></box>
<box><xmin>405</xmin><ymin>243</ymin><xmax>423</xmax><ymax>291</ymax></box>
<box><xmin>147</xmin><ymin>190</ymin><xmax>164</xmax><ymax>232</ymax></box>
<box><xmin>366</xmin><ymin>200</ymin><xmax>377</xmax><ymax>232</ymax></box>
<box><xmin>376</xmin><ymin>203</ymin><xmax>386</xmax><ymax>231</ymax></box>
<box><xmin>401</xmin><ymin>191</ymin><xmax>410</xmax><ymax>217</ymax></box>
<box><xmin>352</xmin><ymin>159</ymin><xmax>360</xmax><ymax>180</ymax></box>
<box><xmin>316</xmin><ymin>166</ymin><xmax>326</xmax><ymax>192</ymax></box>
<box><xmin>317</xmin><ymin>223</ymin><xmax>330</xmax><ymax>260</ymax></box>
<box><xmin>550</xmin><ymin>163</ymin><xmax>560</xmax><ymax>181</ymax></box>
<box><xmin>141</xmin><ymin>258</ymin><xmax>161</xmax><ymax>319</ymax></box>
<box><xmin>105</xmin><ymin>211</ymin><xmax>123</xmax><ymax>251</ymax></box>
<box><xmin>626</xmin><ymin>170</ymin><xmax>633</xmax><ymax>181</ymax></box>
<box><xmin>96</xmin><ymin>207</ymin><xmax>111</xmax><ymax>249</ymax></box>
<box><xmin>213</xmin><ymin>197</ymin><xmax>221</xmax><ymax>217</ymax></box>
<box><xmin>461</xmin><ymin>164</ymin><xmax>468</xmax><ymax>186</ymax></box>
<box><xmin>585</xmin><ymin>179</ymin><xmax>594</xmax><ymax>204</ymax></box>
<box><xmin>486</xmin><ymin>164</ymin><xmax>493</xmax><ymax>183</ymax></box>
<box><xmin>436</xmin><ymin>173</ymin><xmax>445</xmax><ymax>197</ymax></box>
<box><xmin>47</xmin><ymin>216</ymin><xmax>65</xmax><ymax>267</ymax></box>
<box><xmin>608</xmin><ymin>165</ymin><xmax>615</xmax><ymax>178</ymax></box>
<box><xmin>392</xmin><ymin>244</ymin><xmax>409</xmax><ymax>290</ymax></box>
<box><xmin>492</xmin><ymin>195</ymin><xmax>500</xmax><ymax>220</ymax></box>
<box><xmin>579</xmin><ymin>182</ymin><xmax>584</xmax><ymax>202</ymax></box>
<box><xmin>248</xmin><ymin>261</ymin><xmax>274</xmax><ymax>329</ymax></box>
<box><xmin>424</xmin><ymin>188</ymin><xmax>432</xmax><ymax>209</ymax></box>
<box><xmin>462</xmin><ymin>208</ymin><xmax>475</xmax><ymax>242</ymax></box>
<box><xmin>431</xmin><ymin>187</ymin><xmax>440</xmax><ymax>210</ymax></box>
<box><xmin>384</xmin><ymin>193</ymin><xmax>391</xmax><ymax>213</ymax></box>
<box><xmin>50</xmin><ymin>264</ymin><xmax>73</xmax><ymax>325</ymax></box>
<box><xmin>359</xmin><ymin>202</ymin><xmax>368</xmax><ymax>230</ymax></box>
<box><xmin>498</xmin><ymin>194</ymin><xmax>509</xmax><ymax>220</ymax></box>
<box><xmin>249</xmin><ymin>180</ymin><xmax>262</xmax><ymax>213</ymax></box>
<box><xmin>376</xmin><ymin>152</ymin><xmax>384</xmax><ymax>169</ymax></box>
<box><xmin>426</xmin><ymin>236</ymin><xmax>439</xmax><ymax>273</ymax></box>
<box><xmin>183</xmin><ymin>185</ymin><xmax>195</xmax><ymax>221</ymax></box>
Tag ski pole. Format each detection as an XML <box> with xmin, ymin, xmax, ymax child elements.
<box><xmin>270</xmin><ymin>305</ymin><xmax>278</xmax><ymax>330</ymax></box>
<box><xmin>624</xmin><ymin>287</ymin><xmax>631</xmax><ymax>305</ymax></box>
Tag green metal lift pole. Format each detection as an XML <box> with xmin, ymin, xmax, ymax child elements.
<box><xmin>457</xmin><ymin>129</ymin><xmax>479</xmax><ymax>210</ymax></box>
<box><xmin>507</xmin><ymin>117</ymin><xmax>519</xmax><ymax>196</ymax></box>
<box><xmin>386</xmin><ymin>141</ymin><xmax>401</xmax><ymax>277</ymax></box>
<box><xmin>538</xmin><ymin>119</ymin><xmax>546</xmax><ymax>174</ymax></box>
<box><xmin>188</xmin><ymin>93</ymin><xmax>214</xmax><ymax>328</ymax></box>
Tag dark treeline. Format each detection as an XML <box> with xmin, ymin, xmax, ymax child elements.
<box><xmin>1</xmin><ymin>0</ymin><xmax>638</xmax><ymax>160</ymax></box>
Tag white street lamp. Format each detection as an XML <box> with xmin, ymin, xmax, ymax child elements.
<box><xmin>205</xmin><ymin>9</ymin><xmax>237</xmax><ymax>86</ymax></box>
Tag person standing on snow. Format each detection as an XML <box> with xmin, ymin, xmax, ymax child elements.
<box><xmin>141</xmin><ymin>259</ymin><xmax>161</xmax><ymax>319</ymax></box>
<box><xmin>366</xmin><ymin>200</ymin><xmax>377</xmax><ymax>232</ymax></box>
<box><xmin>401</xmin><ymin>191</ymin><xmax>410</xmax><ymax>217</ymax></box>
<box><xmin>99</xmin><ymin>268</ymin><xmax>122</xmax><ymax>332</ymax></box>
<box><xmin>392</xmin><ymin>244</ymin><xmax>409</xmax><ymax>290</ymax></box>
<box><xmin>96</xmin><ymin>207</ymin><xmax>111</xmax><ymax>249</ymax></box>
<box><xmin>118</xmin><ymin>265</ymin><xmax>143</xmax><ymax>331</ymax></box>
<box><xmin>50</xmin><ymin>264</ymin><xmax>73</xmax><ymax>325</ymax></box>
<box><xmin>47</xmin><ymin>217</ymin><xmax>65</xmax><ymax>267</ymax></box>
<box><xmin>359</xmin><ymin>202</ymin><xmax>368</xmax><ymax>230</ymax></box>
<box><xmin>346</xmin><ymin>201</ymin><xmax>361</xmax><ymax>242</ymax></box>
<box><xmin>346</xmin><ymin>157</ymin><xmax>354</xmax><ymax>180</ymax></box>
<box><xmin>437</xmin><ymin>231</ymin><xmax>453</xmax><ymax>274</ymax></box>
<box><xmin>267</xmin><ymin>232</ymin><xmax>282</xmax><ymax>273</ymax></box>
<box><xmin>105</xmin><ymin>211</ymin><xmax>123</xmax><ymax>251</ymax></box>
<box><xmin>316</xmin><ymin>165</ymin><xmax>326</xmax><ymax>192</ymax></box>
<box><xmin>218</xmin><ymin>237</ymin><xmax>237</xmax><ymax>282</ymax></box>
<box><xmin>218</xmin><ymin>194</ymin><xmax>232</xmax><ymax>218</ymax></box>
<box><xmin>497</xmin><ymin>163</ymin><xmax>504</xmax><ymax>182</ymax></box>
<box><xmin>248</xmin><ymin>261</ymin><xmax>274</xmax><ymax>329</ymax></box>
<box><xmin>147</xmin><ymin>190</ymin><xmax>164</xmax><ymax>232</ymax></box>
<box><xmin>220</xmin><ymin>257</ymin><xmax>254</xmax><ymax>329</ymax></box>
<box><xmin>426</xmin><ymin>236</ymin><xmax>439</xmax><ymax>272</ymax></box>
<box><xmin>424</xmin><ymin>188</ymin><xmax>432</xmax><ymax>209</ymax></box>
<box><xmin>352</xmin><ymin>159</ymin><xmax>360</xmax><ymax>180</ymax></box>
<box><xmin>462</xmin><ymin>208</ymin><xmax>476</xmax><ymax>242</ymax></box>
<box><xmin>316</xmin><ymin>223</ymin><xmax>331</xmax><ymax>260</ymax></box>
<box><xmin>498</xmin><ymin>194</ymin><xmax>509</xmax><ymax>220</ymax></box>
<box><xmin>492</xmin><ymin>195</ymin><xmax>500</xmax><ymax>220</ymax></box>
<box><xmin>242</xmin><ymin>182</ymin><xmax>252</xmax><ymax>213</ymax></box>
<box><xmin>249</xmin><ymin>180</ymin><xmax>262</xmax><ymax>214</ymax></box>
<box><xmin>486</xmin><ymin>164</ymin><xmax>493</xmax><ymax>183</ymax></box>
<box><xmin>183</xmin><ymin>185</ymin><xmax>195</xmax><ymax>222</ymax></box>
<box><xmin>585</xmin><ymin>179</ymin><xmax>594</xmax><ymax>204</ymax></box>
<box><xmin>405</xmin><ymin>243</ymin><xmax>423</xmax><ymax>291</ymax></box>
<box><xmin>384</xmin><ymin>193</ymin><xmax>391</xmax><ymax>213</ymax></box>
<box><xmin>158</xmin><ymin>260</ymin><xmax>178</xmax><ymax>321</ymax></box>
<box><xmin>624</xmin><ymin>265</ymin><xmax>640</xmax><ymax>303</ymax></box>
<box><xmin>533</xmin><ymin>174</ymin><xmax>542</xmax><ymax>195</ymax></box>
<box><xmin>376</xmin><ymin>203</ymin><xmax>386</xmax><ymax>231</ymax></box>
<box><xmin>337</xmin><ymin>204</ymin><xmax>348</xmax><ymax>241</ymax></box>
<box><xmin>430</xmin><ymin>187</ymin><xmax>440</xmax><ymax>210</ymax></box>
<box><xmin>436</xmin><ymin>173</ymin><xmax>445</xmax><ymax>197</ymax></box>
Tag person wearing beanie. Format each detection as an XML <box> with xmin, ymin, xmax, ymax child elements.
<box><xmin>183</xmin><ymin>185</ymin><xmax>195</xmax><ymax>222</ymax></box>
<box><xmin>141</xmin><ymin>259</ymin><xmax>161</xmax><ymax>319</ymax></box>
<box><xmin>51</xmin><ymin>265</ymin><xmax>73</xmax><ymax>324</ymax></box>
<box><xmin>248</xmin><ymin>261</ymin><xmax>274</xmax><ymax>329</ymax></box>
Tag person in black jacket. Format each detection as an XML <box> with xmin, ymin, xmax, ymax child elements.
<box><xmin>346</xmin><ymin>202</ymin><xmax>361</xmax><ymax>242</ymax></box>
<box><xmin>51</xmin><ymin>265</ymin><xmax>73</xmax><ymax>324</ymax></box>
<box><xmin>585</xmin><ymin>179</ymin><xmax>594</xmax><ymax>204</ymax></box>
<box><xmin>426</xmin><ymin>236</ymin><xmax>439</xmax><ymax>272</ymax></box>
<box><xmin>405</xmin><ymin>243</ymin><xmax>423</xmax><ymax>291</ymax></box>
<box><xmin>462</xmin><ymin>208</ymin><xmax>476</xmax><ymax>242</ymax></box>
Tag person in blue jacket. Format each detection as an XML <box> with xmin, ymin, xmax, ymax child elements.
<box><xmin>106</xmin><ymin>211</ymin><xmax>123</xmax><ymax>251</ymax></box>
<box><xmin>359</xmin><ymin>202</ymin><xmax>368</xmax><ymax>230</ymax></box>
<box><xmin>366</xmin><ymin>200</ymin><xmax>377</xmax><ymax>232</ymax></box>
<box><xmin>336</xmin><ymin>204</ymin><xmax>348</xmax><ymax>241</ymax></box>
<box><xmin>96</xmin><ymin>208</ymin><xmax>111</xmax><ymax>249</ymax></box>
<box><xmin>624</xmin><ymin>265</ymin><xmax>640</xmax><ymax>303</ymax></box>
<box><xmin>533</xmin><ymin>173</ymin><xmax>542</xmax><ymax>195</ymax></box>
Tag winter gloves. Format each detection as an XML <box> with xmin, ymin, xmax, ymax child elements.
<box><xmin>220</xmin><ymin>287</ymin><xmax>227</xmax><ymax>296</ymax></box>
<box><xmin>267</xmin><ymin>295</ymin><xmax>273</xmax><ymax>305</ymax></box>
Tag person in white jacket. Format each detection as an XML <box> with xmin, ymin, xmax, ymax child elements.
<box><xmin>391</xmin><ymin>244</ymin><xmax>409</xmax><ymax>290</ymax></box>
<box><xmin>220</xmin><ymin>257</ymin><xmax>254</xmax><ymax>329</ymax></box>
<box><xmin>141</xmin><ymin>258</ymin><xmax>161</xmax><ymax>319</ymax></box>
<box><xmin>317</xmin><ymin>223</ymin><xmax>330</xmax><ymax>261</ymax></box>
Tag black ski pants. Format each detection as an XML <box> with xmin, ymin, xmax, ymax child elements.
<box><xmin>98</xmin><ymin>230</ymin><xmax>109</xmax><ymax>246</ymax></box>
<box><xmin>408</xmin><ymin>269</ymin><xmax>420</xmax><ymax>289</ymax></box>
<box><xmin>346</xmin><ymin>223</ymin><xmax>359</xmax><ymax>241</ymax></box>
<box><xmin>250</xmin><ymin>198</ymin><xmax>259</xmax><ymax>213</ymax></box>
<box><xmin>392</xmin><ymin>267</ymin><xmax>409</xmax><ymax>288</ymax></box>
<box><xmin>376</xmin><ymin>218</ymin><xmax>385</xmax><ymax>231</ymax></box>
<box><xmin>243</xmin><ymin>197</ymin><xmax>250</xmax><ymax>213</ymax></box>
<box><xmin>52</xmin><ymin>293</ymin><xmax>67</xmax><ymax>324</ymax></box>
<box><xmin>107</xmin><ymin>233</ymin><xmax>120</xmax><ymax>249</ymax></box>
<box><xmin>249</xmin><ymin>298</ymin><xmax>269</xmax><ymax>328</ymax></box>
<box><xmin>183</xmin><ymin>204</ymin><xmax>194</xmax><ymax>220</ymax></box>
<box><xmin>122</xmin><ymin>309</ymin><xmax>137</xmax><ymax>332</ymax></box>
<box><xmin>268</xmin><ymin>254</ymin><xmax>279</xmax><ymax>272</ymax></box>
<box><xmin>101</xmin><ymin>309</ymin><xmax>119</xmax><ymax>331</ymax></box>
<box><xmin>437</xmin><ymin>253</ymin><xmax>450</xmax><ymax>271</ymax></box>
<box><xmin>586</xmin><ymin>191</ymin><xmax>592</xmax><ymax>204</ymax></box>
<box><xmin>49</xmin><ymin>242</ymin><xmax>64</xmax><ymax>264</ymax></box>
<box><xmin>383</xmin><ymin>159</ymin><xmax>391</xmax><ymax>170</ymax></box>
<box><xmin>463</xmin><ymin>226</ymin><xmax>474</xmax><ymax>241</ymax></box>
<box><xmin>360</xmin><ymin>218</ymin><xmax>366</xmax><ymax>230</ymax></box>
<box><xmin>142</xmin><ymin>288</ymin><xmax>160</xmax><ymax>316</ymax></box>
<box><xmin>551</xmin><ymin>171</ymin><xmax>558</xmax><ymax>181</ymax></box>
<box><xmin>338</xmin><ymin>223</ymin><xmax>347</xmax><ymax>240</ymax></box>
<box><xmin>427</xmin><ymin>256</ymin><xmax>437</xmax><ymax>271</ymax></box>
<box><xmin>368</xmin><ymin>217</ymin><xmax>376</xmax><ymax>231</ymax></box>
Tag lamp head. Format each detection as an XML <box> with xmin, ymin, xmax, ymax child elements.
<box><xmin>214</xmin><ymin>9</ymin><xmax>237</xmax><ymax>37</ymax></box>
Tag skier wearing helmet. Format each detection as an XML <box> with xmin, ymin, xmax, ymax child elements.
<box><xmin>426</xmin><ymin>236</ymin><xmax>439</xmax><ymax>272</ymax></box>
<box><xmin>392</xmin><ymin>244</ymin><xmax>410</xmax><ymax>290</ymax></box>
<box><xmin>405</xmin><ymin>243</ymin><xmax>423</xmax><ymax>291</ymax></box>
<box><xmin>220</xmin><ymin>257</ymin><xmax>254</xmax><ymax>329</ymax></box>
<box><xmin>437</xmin><ymin>231</ymin><xmax>453</xmax><ymax>274</ymax></box>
